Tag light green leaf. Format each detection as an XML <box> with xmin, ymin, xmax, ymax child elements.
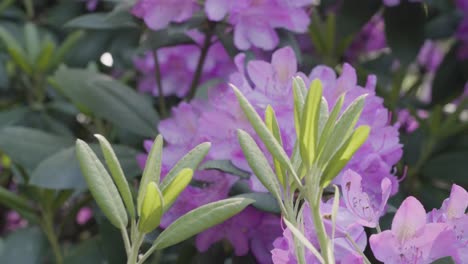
<box><xmin>138</xmin><ymin>135</ymin><xmax>163</xmax><ymax>215</ymax></box>
<box><xmin>292</xmin><ymin>77</ymin><xmax>307</xmax><ymax>138</ymax></box>
<box><xmin>162</xmin><ymin>168</ymin><xmax>193</xmax><ymax>212</ymax></box>
<box><xmin>283</xmin><ymin>218</ymin><xmax>324</xmax><ymax>264</ymax></box>
<box><xmin>237</xmin><ymin>129</ymin><xmax>283</xmax><ymax>203</ymax></box>
<box><xmin>300</xmin><ymin>79</ymin><xmax>323</xmax><ymax>166</ymax></box>
<box><xmin>199</xmin><ymin>159</ymin><xmax>250</xmax><ymax>179</ymax></box>
<box><xmin>95</xmin><ymin>134</ymin><xmax>136</xmax><ymax>219</ymax></box>
<box><xmin>318</xmin><ymin>97</ymin><xmax>329</xmax><ymax>137</ymax></box>
<box><xmin>51</xmin><ymin>30</ymin><xmax>84</xmax><ymax>68</ymax></box>
<box><xmin>138</xmin><ymin>182</ymin><xmax>164</xmax><ymax>233</ymax></box>
<box><xmin>317</xmin><ymin>95</ymin><xmax>366</xmax><ymax>168</ymax></box>
<box><xmin>321</xmin><ymin>125</ymin><xmax>370</xmax><ymax>187</ymax></box>
<box><xmin>153</xmin><ymin>197</ymin><xmax>254</xmax><ymax>249</ymax></box>
<box><xmin>317</xmin><ymin>95</ymin><xmax>344</xmax><ymax>153</ymax></box>
<box><xmin>231</xmin><ymin>84</ymin><xmax>302</xmax><ymax>187</ymax></box>
<box><xmin>75</xmin><ymin>139</ymin><xmax>128</xmax><ymax>228</ymax></box>
<box><xmin>160</xmin><ymin>142</ymin><xmax>211</xmax><ymax>192</ymax></box>
<box><xmin>35</xmin><ymin>39</ymin><xmax>56</xmax><ymax>72</ymax></box>
<box><xmin>23</xmin><ymin>23</ymin><xmax>40</xmax><ymax>63</ymax></box>
<box><xmin>265</xmin><ymin>105</ymin><xmax>285</xmax><ymax>186</ymax></box>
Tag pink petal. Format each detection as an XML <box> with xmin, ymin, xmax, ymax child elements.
<box><xmin>392</xmin><ymin>196</ymin><xmax>426</xmax><ymax>242</ymax></box>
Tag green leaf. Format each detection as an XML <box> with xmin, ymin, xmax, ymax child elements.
<box><xmin>51</xmin><ymin>30</ymin><xmax>85</xmax><ymax>68</ymax></box>
<box><xmin>52</xmin><ymin>67</ymin><xmax>159</xmax><ymax>137</ymax></box>
<box><xmin>0</xmin><ymin>186</ymin><xmax>36</xmax><ymax>222</ymax></box>
<box><xmin>160</xmin><ymin>142</ymin><xmax>211</xmax><ymax>192</ymax></box>
<box><xmin>317</xmin><ymin>95</ymin><xmax>366</xmax><ymax>168</ymax></box>
<box><xmin>237</xmin><ymin>129</ymin><xmax>283</xmax><ymax>204</ymax></box>
<box><xmin>153</xmin><ymin>197</ymin><xmax>254</xmax><ymax>249</ymax></box>
<box><xmin>0</xmin><ymin>126</ymin><xmax>72</xmax><ymax>171</ymax></box>
<box><xmin>422</xmin><ymin>151</ymin><xmax>468</xmax><ymax>185</ymax></box>
<box><xmin>283</xmin><ymin>219</ymin><xmax>324</xmax><ymax>263</ymax></box>
<box><xmin>0</xmin><ymin>227</ymin><xmax>48</xmax><ymax>264</ymax></box>
<box><xmin>384</xmin><ymin>2</ymin><xmax>426</xmax><ymax>65</ymax></box>
<box><xmin>76</xmin><ymin>139</ymin><xmax>128</xmax><ymax>228</ymax></box>
<box><xmin>64</xmin><ymin>238</ymin><xmax>106</xmax><ymax>264</ymax></box>
<box><xmin>293</xmin><ymin>77</ymin><xmax>307</xmax><ymax>138</ymax></box>
<box><xmin>138</xmin><ymin>182</ymin><xmax>164</xmax><ymax>233</ymax></box>
<box><xmin>430</xmin><ymin>257</ymin><xmax>455</xmax><ymax>264</ymax></box>
<box><xmin>300</xmin><ymin>79</ymin><xmax>323</xmax><ymax>166</ymax></box>
<box><xmin>23</xmin><ymin>23</ymin><xmax>40</xmax><ymax>63</ymax></box>
<box><xmin>35</xmin><ymin>39</ymin><xmax>56</xmax><ymax>72</ymax></box>
<box><xmin>138</xmin><ymin>135</ymin><xmax>163</xmax><ymax>215</ymax></box>
<box><xmin>321</xmin><ymin>125</ymin><xmax>370</xmax><ymax>187</ymax></box>
<box><xmin>162</xmin><ymin>168</ymin><xmax>193</xmax><ymax>212</ymax></box>
<box><xmin>95</xmin><ymin>134</ymin><xmax>136</xmax><ymax>219</ymax></box>
<box><xmin>231</xmin><ymin>84</ymin><xmax>302</xmax><ymax>187</ymax></box>
<box><xmin>317</xmin><ymin>95</ymin><xmax>344</xmax><ymax>153</ymax></box>
<box><xmin>199</xmin><ymin>159</ymin><xmax>250</xmax><ymax>179</ymax></box>
<box><xmin>265</xmin><ymin>105</ymin><xmax>285</xmax><ymax>186</ymax></box>
<box><xmin>235</xmin><ymin>192</ymin><xmax>281</xmax><ymax>214</ymax></box>
<box><xmin>65</xmin><ymin>13</ymin><xmax>137</xmax><ymax>29</ymax></box>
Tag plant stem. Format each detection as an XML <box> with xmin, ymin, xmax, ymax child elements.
<box><xmin>185</xmin><ymin>22</ymin><xmax>215</xmax><ymax>102</ymax></box>
<box><xmin>310</xmin><ymin>196</ymin><xmax>332</xmax><ymax>264</ymax></box>
<box><xmin>127</xmin><ymin>232</ymin><xmax>144</xmax><ymax>264</ymax></box>
<box><xmin>121</xmin><ymin>226</ymin><xmax>132</xmax><ymax>257</ymax></box>
<box><xmin>42</xmin><ymin>212</ymin><xmax>63</xmax><ymax>264</ymax></box>
<box><xmin>151</xmin><ymin>50</ymin><xmax>167</xmax><ymax>118</ymax></box>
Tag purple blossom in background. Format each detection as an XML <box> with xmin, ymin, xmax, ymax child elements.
<box><xmin>427</xmin><ymin>184</ymin><xmax>468</xmax><ymax>263</ymax></box>
<box><xmin>456</xmin><ymin>0</ymin><xmax>468</xmax><ymax>59</ymax></box>
<box><xmin>76</xmin><ymin>207</ymin><xmax>93</xmax><ymax>225</ymax></box>
<box><xmin>3</xmin><ymin>211</ymin><xmax>27</xmax><ymax>233</ymax></box>
<box><xmin>132</xmin><ymin>0</ymin><xmax>198</xmax><ymax>30</ymax></box>
<box><xmin>86</xmin><ymin>0</ymin><xmax>98</xmax><ymax>11</ymax></box>
<box><xmin>342</xmin><ymin>169</ymin><xmax>392</xmax><ymax>228</ymax></box>
<box><xmin>205</xmin><ymin>0</ymin><xmax>312</xmax><ymax>50</ymax></box>
<box><xmin>138</xmin><ymin>46</ymin><xmax>402</xmax><ymax>262</ymax></box>
<box><xmin>417</xmin><ymin>40</ymin><xmax>444</xmax><ymax>72</ymax></box>
<box><xmin>134</xmin><ymin>33</ymin><xmax>233</xmax><ymax>97</ymax></box>
<box><xmin>370</xmin><ymin>196</ymin><xmax>458</xmax><ymax>264</ymax></box>
<box><xmin>345</xmin><ymin>14</ymin><xmax>386</xmax><ymax>61</ymax></box>
<box><xmin>383</xmin><ymin>0</ymin><xmax>421</xmax><ymax>7</ymax></box>
<box><xmin>271</xmin><ymin>202</ymin><xmax>367</xmax><ymax>264</ymax></box>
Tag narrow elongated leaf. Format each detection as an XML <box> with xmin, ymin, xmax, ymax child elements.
<box><xmin>75</xmin><ymin>139</ymin><xmax>127</xmax><ymax>228</ymax></box>
<box><xmin>199</xmin><ymin>160</ymin><xmax>250</xmax><ymax>179</ymax></box>
<box><xmin>160</xmin><ymin>142</ymin><xmax>211</xmax><ymax>191</ymax></box>
<box><xmin>265</xmin><ymin>105</ymin><xmax>285</xmax><ymax>186</ymax></box>
<box><xmin>283</xmin><ymin>218</ymin><xmax>324</xmax><ymax>264</ymax></box>
<box><xmin>430</xmin><ymin>257</ymin><xmax>455</xmax><ymax>264</ymax></box>
<box><xmin>321</xmin><ymin>126</ymin><xmax>370</xmax><ymax>187</ymax></box>
<box><xmin>153</xmin><ymin>197</ymin><xmax>254</xmax><ymax>249</ymax></box>
<box><xmin>317</xmin><ymin>95</ymin><xmax>366</xmax><ymax>167</ymax></box>
<box><xmin>231</xmin><ymin>85</ymin><xmax>302</xmax><ymax>187</ymax></box>
<box><xmin>138</xmin><ymin>182</ymin><xmax>163</xmax><ymax>233</ymax></box>
<box><xmin>95</xmin><ymin>134</ymin><xmax>135</xmax><ymax>219</ymax></box>
<box><xmin>138</xmin><ymin>135</ymin><xmax>163</xmax><ymax>214</ymax></box>
<box><xmin>318</xmin><ymin>98</ymin><xmax>329</xmax><ymax>137</ymax></box>
<box><xmin>317</xmin><ymin>95</ymin><xmax>344</xmax><ymax>153</ymax></box>
<box><xmin>51</xmin><ymin>30</ymin><xmax>84</xmax><ymax>68</ymax></box>
<box><xmin>65</xmin><ymin>13</ymin><xmax>137</xmax><ymax>29</ymax></box>
<box><xmin>293</xmin><ymin>77</ymin><xmax>307</xmax><ymax>138</ymax></box>
<box><xmin>235</xmin><ymin>192</ymin><xmax>281</xmax><ymax>214</ymax></box>
<box><xmin>162</xmin><ymin>169</ymin><xmax>193</xmax><ymax>212</ymax></box>
<box><xmin>0</xmin><ymin>186</ymin><xmax>36</xmax><ymax>222</ymax></box>
<box><xmin>35</xmin><ymin>40</ymin><xmax>55</xmax><ymax>72</ymax></box>
<box><xmin>300</xmin><ymin>79</ymin><xmax>323</xmax><ymax>166</ymax></box>
<box><xmin>237</xmin><ymin>129</ymin><xmax>283</xmax><ymax>203</ymax></box>
<box><xmin>24</xmin><ymin>23</ymin><xmax>40</xmax><ymax>62</ymax></box>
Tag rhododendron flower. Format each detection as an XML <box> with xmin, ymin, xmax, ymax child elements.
<box><xmin>345</xmin><ymin>14</ymin><xmax>386</xmax><ymax>61</ymax></box>
<box><xmin>417</xmin><ymin>40</ymin><xmax>444</xmax><ymax>72</ymax></box>
<box><xmin>428</xmin><ymin>184</ymin><xmax>468</xmax><ymax>263</ymax></box>
<box><xmin>205</xmin><ymin>0</ymin><xmax>312</xmax><ymax>50</ymax></box>
<box><xmin>383</xmin><ymin>0</ymin><xmax>421</xmax><ymax>7</ymax></box>
<box><xmin>76</xmin><ymin>207</ymin><xmax>93</xmax><ymax>225</ymax></box>
<box><xmin>370</xmin><ymin>196</ymin><xmax>457</xmax><ymax>264</ymax></box>
<box><xmin>132</xmin><ymin>0</ymin><xmax>198</xmax><ymax>30</ymax></box>
<box><xmin>342</xmin><ymin>169</ymin><xmax>392</xmax><ymax>228</ymax></box>
<box><xmin>134</xmin><ymin>33</ymin><xmax>233</xmax><ymax>97</ymax></box>
<box><xmin>456</xmin><ymin>0</ymin><xmax>468</xmax><ymax>59</ymax></box>
<box><xmin>271</xmin><ymin>203</ymin><xmax>366</xmax><ymax>264</ymax></box>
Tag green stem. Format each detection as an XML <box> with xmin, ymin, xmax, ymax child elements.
<box><xmin>23</xmin><ymin>0</ymin><xmax>34</xmax><ymax>19</ymax></box>
<box><xmin>127</xmin><ymin>232</ymin><xmax>144</xmax><ymax>264</ymax></box>
<box><xmin>42</xmin><ymin>212</ymin><xmax>63</xmax><ymax>264</ymax></box>
<box><xmin>185</xmin><ymin>22</ymin><xmax>215</xmax><ymax>102</ymax></box>
<box><xmin>310</xmin><ymin>196</ymin><xmax>332</xmax><ymax>264</ymax></box>
<box><xmin>121</xmin><ymin>226</ymin><xmax>132</xmax><ymax>257</ymax></box>
<box><xmin>151</xmin><ymin>50</ymin><xmax>167</xmax><ymax>118</ymax></box>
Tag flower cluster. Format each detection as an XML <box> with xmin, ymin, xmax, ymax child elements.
<box><xmin>132</xmin><ymin>0</ymin><xmax>314</xmax><ymax>50</ymax></box>
<box><xmin>371</xmin><ymin>184</ymin><xmax>467</xmax><ymax>264</ymax></box>
<box><xmin>134</xmin><ymin>32</ymin><xmax>233</xmax><ymax>97</ymax></box>
<box><xmin>345</xmin><ymin>14</ymin><xmax>386</xmax><ymax>61</ymax></box>
<box><xmin>138</xmin><ymin>46</ymin><xmax>402</xmax><ymax>262</ymax></box>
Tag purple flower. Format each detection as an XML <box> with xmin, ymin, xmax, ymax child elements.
<box><xmin>383</xmin><ymin>0</ymin><xmax>421</xmax><ymax>7</ymax></box>
<box><xmin>271</xmin><ymin>202</ymin><xmax>367</xmax><ymax>264</ymax></box>
<box><xmin>427</xmin><ymin>184</ymin><xmax>468</xmax><ymax>263</ymax></box>
<box><xmin>138</xmin><ymin>46</ymin><xmax>402</xmax><ymax>262</ymax></box>
<box><xmin>345</xmin><ymin>14</ymin><xmax>386</xmax><ymax>61</ymax></box>
<box><xmin>342</xmin><ymin>169</ymin><xmax>392</xmax><ymax>228</ymax></box>
<box><xmin>134</xmin><ymin>33</ymin><xmax>233</xmax><ymax>97</ymax></box>
<box><xmin>3</xmin><ymin>211</ymin><xmax>27</xmax><ymax>233</ymax></box>
<box><xmin>456</xmin><ymin>0</ymin><xmax>468</xmax><ymax>59</ymax></box>
<box><xmin>417</xmin><ymin>40</ymin><xmax>444</xmax><ymax>72</ymax></box>
<box><xmin>132</xmin><ymin>0</ymin><xmax>198</xmax><ymax>30</ymax></box>
<box><xmin>76</xmin><ymin>207</ymin><xmax>93</xmax><ymax>225</ymax></box>
<box><xmin>205</xmin><ymin>0</ymin><xmax>312</xmax><ymax>50</ymax></box>
<box><xmin>370</xmin><ymin>196</ymin><xmax>457</xmax><ymax>264</ymax></box>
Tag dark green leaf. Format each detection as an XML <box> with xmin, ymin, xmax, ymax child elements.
<box><xmin>65</xmin><ymin>13</ymin><xmax>137</xmax><ymax>29</ymax></box>
<box><xmin>0</xmin><ymin>227</ymin><xmax>47</xmax><ymax>264</ymax></box>
<box><xmin>422</xmin><ymin>151</ymin><xmax>468</xmax><ymax>185</ymax></box>
<box><xmin>430</xmin><ymin>257</ymin><xmax>455</xmax><ymax>264</ymax></box>
<box><xmin>199</xmin><ymin>160</ymin><xmax>250</xmax><ymax>179</ymax></box>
